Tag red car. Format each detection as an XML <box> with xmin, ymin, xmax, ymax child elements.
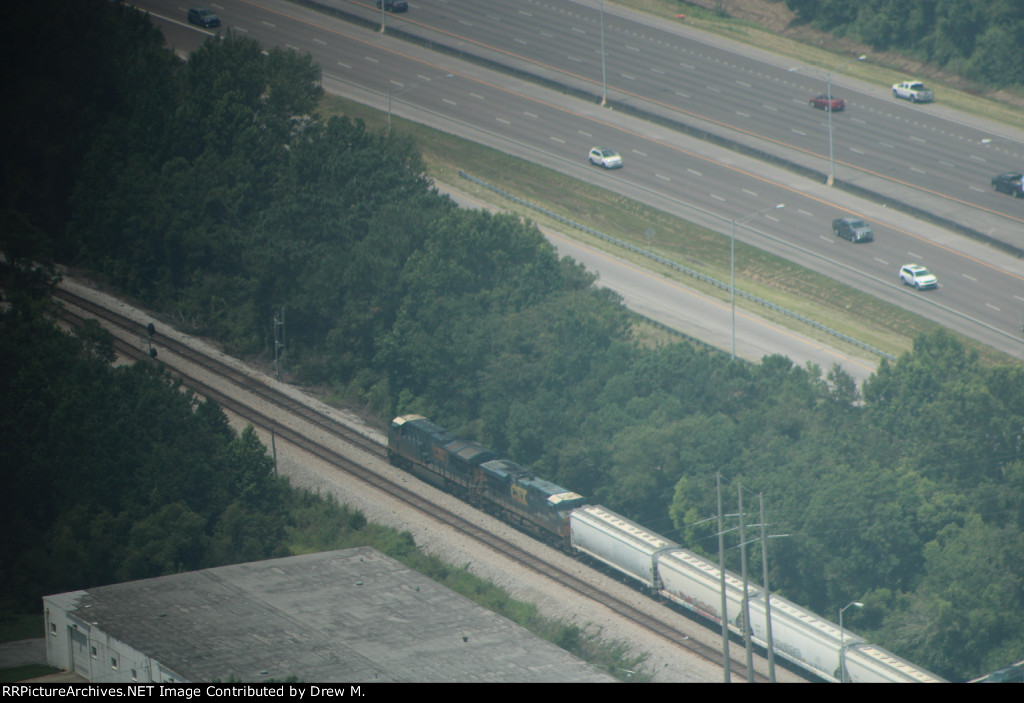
<box><xmin>810</xmin><ymin>94</ymin><xmax>845</xmax><ymax>111</ymax></box>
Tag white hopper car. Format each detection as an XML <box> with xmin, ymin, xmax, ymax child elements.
<box><xmin>569</xmin><ymin>505</ymin><xmax>946</xmax><ymax>683</ymax></box>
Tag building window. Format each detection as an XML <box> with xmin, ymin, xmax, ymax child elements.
<box><xmin>91</xmin><ymin>646</ymin><xmax>97</xmax><ymax>659</ymax></box>
<box><xmin>131</xmin><ymin>669</ymin><xmax>137</xmax><ymax>682</ymax></box>
<box><xmin>111</xmin><ymin>656</ymin><xmax>118</xmax><ymax>670</ymax></box>
<box><xmin>49</xmin><ymin>623</ymin><xmax>56</xmax><ymax>636</ymax></box>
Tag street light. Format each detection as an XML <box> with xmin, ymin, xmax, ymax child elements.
<box><xmin>599</xmin><ymin>0</ymin><xmax>608</xmax><ymax>106</ymax></box>
<box><xmin>730</xmin><ymin>204</ymin><xmax>784</xmax><ymax>359</ymax></box>
<box><xmin>839</xmin><ymin>601</ymin><xmax>864</xmax><ymax>683</ymax></box>
<box><xmin>826</xmin><ymin>55</ymin><xmax>866</xmax><ymax>186</ymax></box>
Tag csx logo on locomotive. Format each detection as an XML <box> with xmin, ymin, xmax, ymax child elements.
<box><xmin>510</xmin><ymin>483</ymin><xmax>528</xmax><ymax>506</ymax></box>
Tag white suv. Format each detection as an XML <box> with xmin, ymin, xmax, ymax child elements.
<box><xmin>588</xmin><ymin>147</ymin><xmax>623</xmax><ymax>169</ymax></box>
<box><xmin>900</xmin><ymin>264</ymin><xmax>938</xmax><ymax>290</ymax></box>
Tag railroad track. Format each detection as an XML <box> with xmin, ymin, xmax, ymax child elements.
<box><xmin>54</xmin><ymin>284</ymin><xmax>772</xmax><ymax>683</ymax></box>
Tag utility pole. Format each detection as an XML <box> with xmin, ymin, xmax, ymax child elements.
<box><xmin>273</xmin><ymin>308</ymin><xmax>286</xmax><ymax>381</ymax></box>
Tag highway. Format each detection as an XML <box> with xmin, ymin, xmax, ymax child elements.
<box><xmin>139</xmin><ymin>0</ymin><xmax>1024</xmax><ymax>377</ymax></box>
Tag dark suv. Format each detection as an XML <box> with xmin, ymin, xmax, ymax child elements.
<box><xmin>832</xmin><ymin>217</ymin><xmax>873</xmax><ymax>243</ymax></box>
<box><xmin>992</xmin><ymin>172</ymin><xmax>1024</xmax><ymax>198</ymax></box>
<box><xmin>188</xmin><ymin>8</ymin><xmax>221</xmax><ymax>28</ymax></box>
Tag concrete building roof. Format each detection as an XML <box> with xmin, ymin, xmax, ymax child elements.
<box><xmin>50</xmin><ymin>547</ymin><xmax>616</xmax><ymax>683</ymax></box>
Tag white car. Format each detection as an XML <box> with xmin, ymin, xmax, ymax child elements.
<box><xmin>899</xmin><ymin>264</ymin><xmax>938</xmax><ymax>290</ymax></box>
<box><xmin>588</xmin><ymin>147</ymin><xmax>623</xmax><ymax>169</ymax></box>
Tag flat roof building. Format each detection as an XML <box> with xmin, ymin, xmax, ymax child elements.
<box><xmin>44</xmin><ymin>547</ymin><xmax>616</xmax><ymax>683</ymax></box>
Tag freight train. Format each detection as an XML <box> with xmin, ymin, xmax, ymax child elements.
<box><xmin>387</xmin><ymin>415</ymin><xmax>946</xmax><ymax>683</ymax></box>
<box><xmin>387</xmin><ymin>414</ymin><xmax>587</xmax><ymax>546</ymax></box>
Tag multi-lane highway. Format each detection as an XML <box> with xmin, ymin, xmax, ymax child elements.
<box><xmin>139</xmin><ymin>0</ymin><xmax>1024</xmax><ymax>371</ymax></box>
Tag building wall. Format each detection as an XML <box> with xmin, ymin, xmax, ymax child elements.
<box><xmin>44</xmin><ymin>593</ymin><xmax>183</xmax><ymax>683</ymax></box>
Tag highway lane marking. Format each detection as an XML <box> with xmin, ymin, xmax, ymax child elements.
<box><xmin>290</xmin><ymin>7</ymin><xmax>1024</xmax><ymax>288</ymax></box>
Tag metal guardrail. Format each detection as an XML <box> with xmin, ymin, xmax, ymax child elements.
<box><xmin>460</xmin><ymin>170</ymin><xmax>896</xmax><ymax>363</ymax></box>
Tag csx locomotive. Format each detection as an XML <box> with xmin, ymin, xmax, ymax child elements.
<box><xmin>387</xmin><ymin>414</ymin><xmax>586</xmax><ymax>546</ymax></box>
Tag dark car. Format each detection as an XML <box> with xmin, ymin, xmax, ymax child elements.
<box><xmin>832</xmin><ymin>217</ymin><xmax>873</xmax><ymax>243</ymax></box>
<box><xmin>991</xmin><ymin>172</ymin><xmax>1024</xmax><ymax>198</ymax></box>
<box><xmin>376</xmin><ymin>0</ymin><xmax>409</xmax><ymax>11</ymax></box>
<box><xmin>810</xmin><ymin>94</ymin><xmax>845</xmax><ymax>112</ymax></box>
<box><xmin>187</xmin><ymin>8</ymin><xmax>220</xmax><ymax>28</ymax></box>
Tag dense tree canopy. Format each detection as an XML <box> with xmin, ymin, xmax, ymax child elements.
<box><xmin>0</xmin><ymin>301</ymin><xmax>291</xmax><ymax>608</ymax></box>
<box><xmin>784</xmin><ymin>0</ymin><xmax>1024</xmax><ymax>87</ymax></box>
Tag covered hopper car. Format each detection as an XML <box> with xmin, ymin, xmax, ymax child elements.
<box><xmin>569</xmin><ymin>505</ymin><xmax>945</xmax><ymax>683</ymax></box>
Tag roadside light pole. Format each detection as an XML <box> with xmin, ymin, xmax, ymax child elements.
<box><xmin>839</xmin><ymin>601</ymin><xmax>864</xmax><ymax>682</ymax></box>
<box><xmin>827</xmin><ymin>55</ymin><xmax>866</xmax><ymax>186</ymax></box>
<box><xmin>600</xmin><ymin>0</ymin><xmax>608</xmax><ymax>106</ymax></box>
<box><xmin>730</xmin><ymin>204</ymin><xmax>784</xmax><ymax>359</ymax></box>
